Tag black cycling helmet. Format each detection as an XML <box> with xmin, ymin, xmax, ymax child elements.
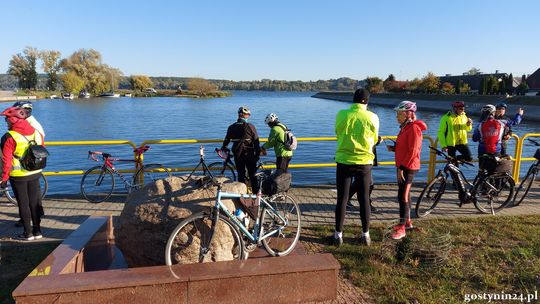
<box><xmin>496</xmin><ymin>102</ymin><xmax>507</xmax><ymax>109</ymax></box>
<box><xmin>238</xmin><ymin>106</ymin><xmax>251</xmax><ymax>115</ymax></box>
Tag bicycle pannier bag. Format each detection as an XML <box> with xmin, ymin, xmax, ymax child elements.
<box><xmin>278</xmin><ymin>125</ymin><xmax>297</xmax><ymax>151</ymax></box>
<box><xmin>494</xmin><ymin>158</ymin><xmax>513</xmax><ymax>173</ymax></box>
<box><xmin>262</xmin><ymin>171</ymin><xmax>292</xmax><ymax>196</ymax></box>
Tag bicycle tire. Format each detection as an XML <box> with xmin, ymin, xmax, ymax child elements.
<box><xmin>165</xmin><ymin>212</ymin><xmax>244</xmax><ymax>265</ymax></box>
<box><xmin>133</xmin><ymin>164</ymin><xmax>172</xmax><ymax>189</ymax></box>
<box><xmin>80</xmin><ymin>166</ymin><xmax>115</xmax><ymax>203</ymax></box>
<box><xmin>473</xmin><ymin>174</ymin><xmax>515</xmax><ymax>214</ymax></box>
<box><xmin>207</xmin><ymin>162</ymin><xmax>236</xmax><ymax>181</ymax></box>
<box><xmin>260</xmin><ymin>194</ymin><xmax>301</xmax><ymax>256</ymax></box>
<box><xmin>512</xmin><ymin>166</ymin><xmax>536</xmax><ymax>206</ymax></box>
<box><xmin>415</xmin><ymin>175</ymin><xmax>446</xmax><ymax>218</ymax></box>
<box><xmin>2</xmin><ymin>173</ymin><xmax>48</xmax><ymax>206</ymax></box>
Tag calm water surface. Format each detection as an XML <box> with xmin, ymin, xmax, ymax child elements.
<box><xmin>15</xmin><ymin>91</ymin><xmax>540</xmax><ymax>194</ymax></box>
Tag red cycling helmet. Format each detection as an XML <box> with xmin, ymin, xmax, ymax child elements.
<box><xmin>452</xmin><ymin>101</ymin><xmax>465</xmax><ymax>108</ymax></box>
<box><xmin>1</xmin><ymin>106</ymin><xmax>27</xmax><ymax>124</ymax></box>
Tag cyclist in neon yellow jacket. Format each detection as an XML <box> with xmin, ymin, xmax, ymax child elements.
<box><xmin>437</xmin><ymin>101</ymin><xmax>473</xmax><ymax>162</ymax></box>
<box><xmin>331</xmin><ymin>88</ymin><xmax>379</xmax><ymax>248</ymax></box>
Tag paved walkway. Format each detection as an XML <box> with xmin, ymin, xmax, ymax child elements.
<box><xmin>1</xmin><ymin>184</ymin><xmax>539</xmax><ymax>241</ymax></box>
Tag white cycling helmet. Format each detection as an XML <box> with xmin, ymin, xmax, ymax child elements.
<box><xmin>481</xmin><ymin>104</ymin><xmax>496</xmax><ymax>115</ymax></box>
<box><xmin>13</xmin><ymin>101</ymin><xmax>33</xmax><ymax>109</ymax></box>
<box><xmin>264</xmin><ymin>113</ymin><xmax>278</xmax><ymax>125</ymax></box>
<box><xmin>238</xmin><ymin>106</ymin><xmax>251</xmax><ymax>115</ymax></box>
<box><xmin>393</xmin><ymin>100</ymin><xmax>417</xmax><ymax>112</ymax></box>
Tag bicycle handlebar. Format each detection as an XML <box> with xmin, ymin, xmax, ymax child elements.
<box><xmin>429</xmin><ymin>146</ymin><xmax>473</xmax><ymax>167</ymax></box>
<box><xmin>88</xmin><ymin>151</ymin><xmax>112</xmax><ymax>162</ymax></box>
<box><xmin>215</xmin><ymin>147</ymin><xmax>231</xmax><ymax>160</ymax></box>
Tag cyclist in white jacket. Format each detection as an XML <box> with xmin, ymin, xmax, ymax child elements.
<box><xmin>13</xmin><ymin>101</ymin><xmax>45</xmax><ymax>138</ymax></box>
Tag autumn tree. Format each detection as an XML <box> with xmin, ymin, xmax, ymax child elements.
<box><xmin>441</xmin><ymin>82</ymin><xmax>455</xmax><ymax>94</ymax></box>
<box><xmin>383</xmin><ymin>74</ymin><xmax>397</xmax><ymax>92</ymax></box>
<box><xmin>365</xmin><ymin>77</ymin><xmax>383</xmax><ymax>93</ymax></box>
<box><xmin>60</xmin><ymin>49</ymin><xmax>122</xmax><ymax>94</ymax></box>
<box><xmin>460</xmin><ymin>83</ymin><xmax>471</xmax><ymax>94</ymax></box>
<box><xmin>61</xmin><ymin>71</ymin><xmax>85</xmax><ymax>94</ymax></box>
<box><xmin>40</xmin><ymin>50</ymin><xmax>62</xmax><ymax>91</ymax></box>
<box><xmin>187</xmin><ymin>77</ymin><xmax>217</xmax><ymax>96</ymax></box>
<box><xmin>7</xmin><ymin>47</ymin><xmax>39</xmax><ymax>90</ymax></box>
<box><xmin>130</xmin><ymin>75</ymin><xmax>153</xmax><ymax>91</ymax></box>
<box><xmin>419</xmin><ymin>72</ymin><xmax>440</xmax><ymax>93</ymax></box>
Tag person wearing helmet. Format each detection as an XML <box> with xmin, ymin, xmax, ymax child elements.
<box><xmin>473</xmin><ymin>104</ymin><xmax>508</xmax><ymax>157</ymax></box>
<box><xmin>437</xmin><ymin>101</ymin><xmax>473</xmax><ymax>163</ymax></box>
<box><xmin>13</xmin><ymin>101</ymin><xmax>45</xmax><ymax>138</ymax></box>
<box><xmin>260</xmin><ymin>113</ymin><xmax>293</xmax><ymax>172</ymax></box>
<box><xmin>494</xmin><ymin>102</ymin><xmax>524</xmax><ymax>156</ymax></box>
<box><xmin>222</xmin><ymin>106</ymin><xmax>261</xmax><ymax>192</ymax></box>
<box><xmin>387</xmin><ymin>101</ymin><xmax>427</xmax><ymax>240</ymax></box>
<box><xmin>332</xmin><ymin>88</ymin><xmax>379</xmax><ymax>247</ymax></box>
<box><xmin>0</xmin><ymin>107</ymin><xmax>45</xmax><ymax>241</ymax></box>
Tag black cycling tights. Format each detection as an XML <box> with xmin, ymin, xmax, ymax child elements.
<box><xmin>11</xmin><ymin>175</ymin><xmax>42</xmax><ymax>235</ymax></box>
<box><xmin>397</xmin><ymin>168</ymin><xmax>417</xmax><ymax>224</ymax></box>
<box><xmin>335</xmin><ymin>163</ymin><xmax>372</xmax><ymax>233</ymax></box>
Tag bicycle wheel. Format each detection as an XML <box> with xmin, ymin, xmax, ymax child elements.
<box><xmin>260</xmin><ymin>194</ymin><xmax>301</xmax><ymax>256</ymax></box>
<box><xmin>513</xmin><ymin>167</ymin><xmax>537</xmax><ymax>206</ymax></box>
<box><xmin>1</xmin><ymin>173</ymin><xmax>49</xmax><ymax>206</ymax></box>
<box><xmin>165</xmin><ymin>212</ymin><xmax>244</xmax><ymax>265</ymax></box>
<box><xmin>207</xmin><ymin>162</ymin><xmax>236</xmax><ymax>181</ymax></box>
<box><xmin>133</xmin><ymin>164</ymin><xmax>172</xmax><ymax>189</ymax></box>
<box><xmin>473</xmin><ymin>174</ymin><xmax>515</xmax><ymax>214</ymax></box>
<box><xmin>415</xmin><ymin>175</ymin><xmax>446</xmax><ymax>218</ymax></box>
<box><xmin>80</xmin><ymin>166</ymin><xmax>115</xmax><ymax>203</ymax></box>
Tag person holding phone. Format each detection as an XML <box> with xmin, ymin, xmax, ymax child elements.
<box><xmin>387</xmin><ymin>101</ymin><xmax>427</xmax><ymax>240</ymax></box>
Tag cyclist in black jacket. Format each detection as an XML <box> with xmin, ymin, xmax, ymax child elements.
<box><xmin>222</xmin><ymin>106</ymin><xmax>261</xmax><ymax>192</ymax></box>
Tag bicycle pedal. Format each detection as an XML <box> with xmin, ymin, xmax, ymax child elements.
<box><xmin>244</xmin><ymin>243</ymin><xmax>257</xmax><ymax>252</ymax></box>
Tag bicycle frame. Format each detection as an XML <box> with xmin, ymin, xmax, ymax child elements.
<box><xmin>213</xmin><ymin>190</ymin><xmax>286</xmax><ymax>243</ymax></box>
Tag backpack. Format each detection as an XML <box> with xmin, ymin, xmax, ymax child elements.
<box><xmin>19</xmin><ymin>136</ymin><xmax>49</xmax><ymax>171</ymax></box>
<box><xmin>277</xmin><ymin>124</ymin><xmax>297</xmax><ymax>151</ymax></box>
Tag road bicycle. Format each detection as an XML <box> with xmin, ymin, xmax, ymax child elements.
<box><xmin>80</xmin><ymin>145</ymin><xmax>171</xmax><ymax>203</ymax></box>
<box><xmin>513</xmin><ymin>138</ymin><xmax>540</xmax><ymax>206</ymax></box>
<box><xmin>165</xmin><ymin>174</ymin><xmax>301</xmax><ymax>265</ymax></box>
<box><xmin>210</xmin><ymin>147</ymin><xmax>276</xmax><ymax>182</ymax></box>
<box><xmin>0</xmin><ymin>173</ymin><xmax>48</xmax><ymax>206</ymax></box>
<box><xmin>416</xmin><ymin>147</ymin><xmax>515</xmax><ymax>216</ymax></box>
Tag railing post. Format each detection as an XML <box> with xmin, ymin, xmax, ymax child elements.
<box><xmin>427</xmin><ymin>138</ymin><xmax>439</xmax><ymax>182</ymax></box>
<box><xmin>512</xmin><ymin>134</ymin><xmax>522</xmax><ymax>183</ymax></box>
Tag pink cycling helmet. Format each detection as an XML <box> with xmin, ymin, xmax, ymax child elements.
<box><xmin>394</xmin><ymin>100</ymin><xmax>417</xmax><ymax>112</ymax></box>
<box><xmin>1</xmin><ymin>106</ymin><xmax>27</xmax><ymax>124</ymax></box>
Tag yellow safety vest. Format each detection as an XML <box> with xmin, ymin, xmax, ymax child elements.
<box><xmin>7</xmin><ymin>130</ymin><xmax>43</xmax><ymax>177</ymax></box>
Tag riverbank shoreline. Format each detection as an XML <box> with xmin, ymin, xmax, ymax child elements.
<box><xmin>312</xmin><ymin>92</ymin><xmax>540</xmax><ymax>122</ymax></box>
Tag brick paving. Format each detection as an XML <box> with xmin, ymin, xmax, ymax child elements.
<box><xmin>1</xmin><ymin>184</ymin><xmax>539</xmax><ymax>303</ymax></box>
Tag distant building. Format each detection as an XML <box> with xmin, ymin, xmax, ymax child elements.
<box><xmin>526</xmin><ymin>68</ymin><xmax>540</xmax><ymax>90</ymax></box>
<box><xmin>438</xmin><ymin>72</ymin><xmax>509</xmax><ymax>91</ymax></box>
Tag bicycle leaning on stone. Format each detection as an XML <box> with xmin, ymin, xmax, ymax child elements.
<box><xmin>512</xmin><ymin>138</ymin><xmax>540</xmax><ymax>206</ymax></box>
<box><xmin>416</xmin><ymin>147</ymin><xmax>515</xmax><ymax>217</ymax></box>
<box><xmin>165</xmin><ymin>173</ymin><xmax>301</xmax><ymax>265</ymax></box>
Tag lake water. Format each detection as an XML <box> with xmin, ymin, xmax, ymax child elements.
<box><xmin>12</xmin><ymin>91</ymin><xmax>540</xmax><ymax>195</ymax></box>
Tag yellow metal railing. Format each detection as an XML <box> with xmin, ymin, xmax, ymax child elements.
<box><xmin>43</xmin><ymin>140</ymin><xmax>137</xmax><ymax>176</ymax></box>
<box><xmin>41</xmin><ymin>133</ymin><xmax>537</xmax><ymax>183</ymax></box>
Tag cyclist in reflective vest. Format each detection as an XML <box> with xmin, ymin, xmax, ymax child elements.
<box><xmin>437</xmin><ymin>101</ymin><xmax>473</xmax><ymax>162</ymax></box>
<box><xmin>0</xmin><ymin>107</ymin><xmax>45</xmax><ymax>241</ymax></box>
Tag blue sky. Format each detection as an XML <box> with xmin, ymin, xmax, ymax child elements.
<box><xmin>1</xmin><ymin>0</ymin><xmax>538</xmax><ymax>81</ymax></box>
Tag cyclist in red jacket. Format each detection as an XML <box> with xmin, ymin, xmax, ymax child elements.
<box><xmin>387</xmin><ymin>101</ymin><xmax>427</xmax><ymax>240</ymax></box>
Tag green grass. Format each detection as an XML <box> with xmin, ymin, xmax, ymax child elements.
<box><xmin>311</xmin><ymin>215</ymin><xmax>540</xmax><ymax>304</ymax></box>
<box><xmin>0</xmin><ymin>241</ymin><xmax>60</xmax><ymax>304</ymax></box>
